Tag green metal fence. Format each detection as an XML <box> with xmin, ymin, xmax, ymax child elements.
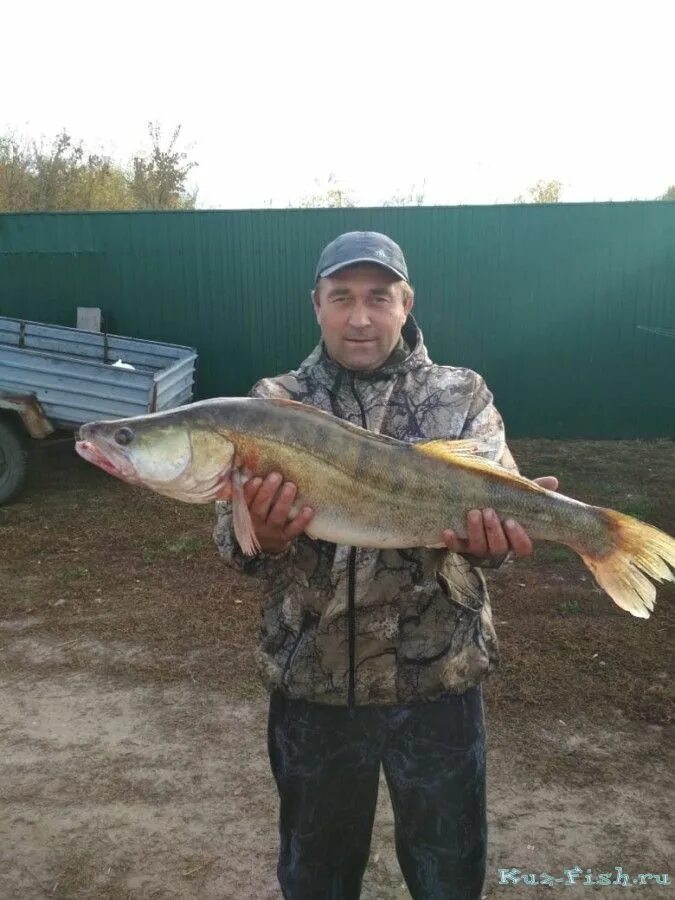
<box><xmin>1</xmin><ymin>202</ymin><xmax>673</xmax><ymax>438</ymax></box>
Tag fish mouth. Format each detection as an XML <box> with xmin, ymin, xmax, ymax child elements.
<box><xmin>75</xmin><ymin>440</ymin><xmax>136</xmax><ymax>481</ymax></box>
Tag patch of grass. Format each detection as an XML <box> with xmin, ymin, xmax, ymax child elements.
<box><xmin>559</xmin><ymin>599</ymin><xmax>583</xmax><ymax>616</ymax></box>
<box><xmin>164</xmin><ymin>535</ymin><xmax>211</xmax><ymax>556</ymax></box>
<box><xmin>536</xmin><ymin>544</ymin><xmax>575</xmax><ymax>563</ymax></box>
<box><xmin>57</xmin><ymin>565</ymin><xmax>90</xmax><ymax>580</ymax></box>
<box><xmin>617</xmin><ymin>495</ymin><xmax>652</xmax><ymax>521</ymax></box>
<box><xmin>140</xmin><ymin>535</ymin><xmax>210</xmax><ymax>564</ymax></box>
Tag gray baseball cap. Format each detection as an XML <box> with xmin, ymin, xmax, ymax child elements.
<box><xmin>314</xmin><ymin>231</ymin><xmax>409</xmax><ymax>283</ymax></box>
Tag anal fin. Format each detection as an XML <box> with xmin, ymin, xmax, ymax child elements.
<box><xmin>231</xmin><ymin>470</ymin><xmax>261</xmax><ymax>556</ymax></box>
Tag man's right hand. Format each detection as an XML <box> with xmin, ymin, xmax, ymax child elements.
<box><xmin>241</xmin><ymin>472</ymin><xmax>315</xmax><ymax>554</ymax></box>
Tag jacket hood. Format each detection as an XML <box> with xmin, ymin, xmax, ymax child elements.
<box><xmin>297</xmin><ymin>314</ymin><xmax>432</xmax><ymax>389</ymax></box>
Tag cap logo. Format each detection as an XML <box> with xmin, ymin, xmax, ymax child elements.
<box><xmin>374</xmin><ymin>248</ymin><xmax>389</xmax><ymax>259</ymax></box>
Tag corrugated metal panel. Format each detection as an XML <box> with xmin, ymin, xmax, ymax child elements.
<box><xmin>0</xmin><ymin>316</ymin><xmax>197</xmax><ymax>425</ymax></box>
<box><xmin>0</xmin><ymin>203</ymin><xmax>673</xmax><ymax>438</ymax></box>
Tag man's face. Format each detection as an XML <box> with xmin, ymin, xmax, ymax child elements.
<box><xmin>312</xmin><ymin>264</ymin><xmax>414</xmax><ymax>371</ymax></box>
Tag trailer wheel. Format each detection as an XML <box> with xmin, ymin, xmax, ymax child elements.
<box><xmin>0</xmin><ymin>418</ymin><xmax>27</xmax><ymax>504</ymax></box>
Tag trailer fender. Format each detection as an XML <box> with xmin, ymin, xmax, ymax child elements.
<box><xmin>0</xmin><ymin>392</ymin><xmax>55</xmax><ymax>439</ymax></box>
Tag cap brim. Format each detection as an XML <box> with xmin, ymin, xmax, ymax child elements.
<box><xmin>318</xmin><ymin>257</ymin><xmax>408</xmax><ymax>282</ymax></box>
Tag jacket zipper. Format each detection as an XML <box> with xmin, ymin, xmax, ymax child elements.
<box><xmin>347</xmin><ymin>373</ymin><xmax>368</xmax><ymax>708</ymax></box>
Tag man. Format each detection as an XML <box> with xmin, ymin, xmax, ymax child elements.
<box><xmin>214</xmin><ymin>232</ymin><xmax>557</xmax><ymax>900</ymax></box>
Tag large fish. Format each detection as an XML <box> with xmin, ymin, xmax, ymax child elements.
<box><xmin>75</xmin><ymin>397</ymin><xmax>675</xmax><ymax>619</ymax></box>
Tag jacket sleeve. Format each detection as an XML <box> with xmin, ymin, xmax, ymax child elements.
<box><xmin>212</xmin><ymin>378</ymin><xmax>299</xmax><ymax>580</ymax></box>
<box><xmin>461</xmin><ymin>372</ymin><xmax>519</xmax><ymax>474</ymax></box>
<box><xmin>457</xmin><ymin>372</ymin><xmax>520</xmax><ymax>569</ymax></box>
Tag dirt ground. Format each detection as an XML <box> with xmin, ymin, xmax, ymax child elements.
<box><xmin>0</xmin><ymin>437</ymin><xmax>673</xmax><ymax>899</ymax></box>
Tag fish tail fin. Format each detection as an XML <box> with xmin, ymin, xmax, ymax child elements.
<box><xmin>578</xmin><ymin>509</ymin><xmax>675</xmax><ymax>618</ymax></box>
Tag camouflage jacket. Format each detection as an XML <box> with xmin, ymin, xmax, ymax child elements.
<box><xmin>214</xmin><ymin>315</ymin><xmax>518</xmax><ymax>706</ymax></box>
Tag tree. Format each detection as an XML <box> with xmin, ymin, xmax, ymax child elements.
<box><xmin>659</xmin><ymin>185</ymin><xmax>675</xmax><ymax>200</ymax></box>
<box><xmin>31</xmin><ymin>131</ymin><xmax>86</xmax><ymax>210</ymax></box>
<box><xmin>297</xmin><ymin>173</ymin><xmax>355</xmax><ymax>208</ymax></box>
<box><xmin>0</xmin><ymin>123</ymin><xmax>198</xmax><ymax>212</ymax></box>
<box><xmin>130</xmin><ymin>123</ymin><xmax>198</xmax><ymax>210</ymax></box>
<box><xmin>514</xmin><ymin>179</ymin><xmax>563</xmax><ymax>204</ymax></box>
<box><xmin>0</xmin><ymin>134</ymin><xmax>34</xmax><ymax>211</ymax></box>
<box><xmin>0</xmin><ymin>130</ymin><xmax>133</xmax><ymax>211</ymax></box>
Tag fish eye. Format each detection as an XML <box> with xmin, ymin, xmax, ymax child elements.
<box><xmin>114</xmin><ymin>427</ymin><xmax>135</xmax><ymax>446</ymax></box>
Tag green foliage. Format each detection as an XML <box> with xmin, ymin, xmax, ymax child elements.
<box><xmin>57</xmin><ymin>565</ymin><xmax>90</xmax><ymax>580</ymax></box>
<box><xmin>141</xmin><ymin>535</ymin><xmax>209</xmax><ymax>563</ymax></box>
<box><xmin>536</xmin><ymin>544</ymin><xmax>575</xmax><ymax>563</ymax></box>
<box><xmin>659</xmin><ymin>185</ymin><xmax>675</xmax><ymax>200</ymax></box>
<box><xmin>164</xmin><ymin>535</ymin><xmax>210</xmax><ymax>556</ymax></box>
<box><xmin>0</xmin><ymin>123</ymin><xmax>197</xmax><ymax>212</ymax></box>
<box><xmin>559</xmin><ymin>599</ymin><xmax>582</xmax><ymax>616</ymax></box>
<box><xmin>515</xmin><ymin>179</ymin><xmax>563</xmax><ymax>204</ymax></box>
<box><xmin>130</xmin><ymin>123</ymin><xmax>198</xmax><ymax>210</ymax></box>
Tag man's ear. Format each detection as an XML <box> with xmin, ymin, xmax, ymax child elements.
<box><xmin>404</xmin><ymin>290</ymin><xmax>415</xmax><ymax>316</ymax></box>
<box><xmin>311</xmin><ymin>288</ymin><xmax>321</xmax><ymax>320</ymax></box>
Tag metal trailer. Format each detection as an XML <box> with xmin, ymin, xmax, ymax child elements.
<box><xmin>0</xmin><ymin>316</ymin><xmax>197</xmax><ymax>503</ymax></box>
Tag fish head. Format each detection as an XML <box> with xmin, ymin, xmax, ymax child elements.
<box><xmin>76</xmin><ymin>414</ymin><xmax>235</xmax><ymax>503</ymax></box>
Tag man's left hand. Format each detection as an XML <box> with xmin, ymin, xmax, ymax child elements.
<box><xmin>442</xmin><ymin>476</ymin><xmax>559</xmax><ymax>558</ymax></box>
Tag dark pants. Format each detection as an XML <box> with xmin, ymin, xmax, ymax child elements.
<box><xmin>267</xmin><ymin>686</ymin><xmax>487</xmax><ymax>900</ymax></box>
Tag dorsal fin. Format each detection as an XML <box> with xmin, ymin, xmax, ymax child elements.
<box><xmin>413</xmin><ymin>438</ymin><xmax>545</xmax><ymax>493</ymax></box>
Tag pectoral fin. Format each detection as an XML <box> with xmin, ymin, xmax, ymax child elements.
<box><xmin>231</xmin><ymin>470</ymin><xmax>261</xmax><ymax>556</ymax></box>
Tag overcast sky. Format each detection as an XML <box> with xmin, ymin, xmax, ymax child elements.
<box><xmin>4</xmin><ymin>0</ymin><xmax>673</xmax><ymax>208</ymax></box>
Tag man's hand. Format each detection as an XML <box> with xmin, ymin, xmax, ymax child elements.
<box><xmin>241</xmin><ymin>472</ymin><xmax>315</xmax><ymax>555</ymax></box>
<box><xmin>442</xmin><ymin>476</ymin><xmax>559</xmax><ymax>559</ymax></box>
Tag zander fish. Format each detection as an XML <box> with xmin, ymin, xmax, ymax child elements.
<box><xmin>75</xmin><ymin>397</ymin><xmax>675</xmax><ymax>619</ymax></box>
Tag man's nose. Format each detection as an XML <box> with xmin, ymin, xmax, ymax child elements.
<box><xmin>347</xmin><ymin>304</ymin><xmax>371</xmax><ymax>327</ymax></box>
